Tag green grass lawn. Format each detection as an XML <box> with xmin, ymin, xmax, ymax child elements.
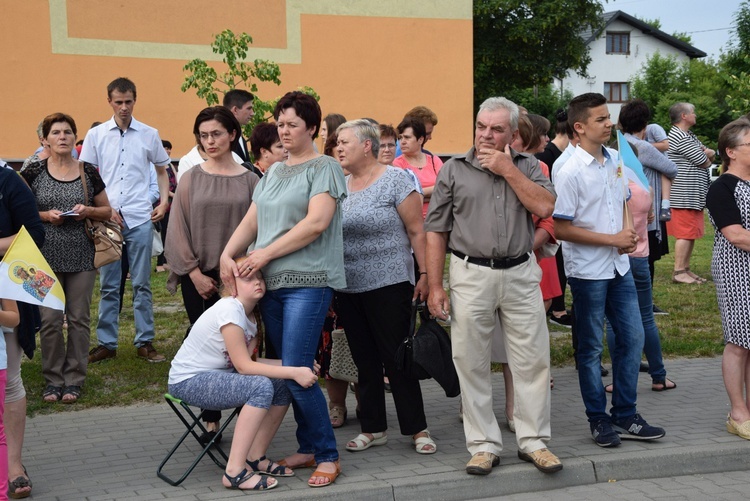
<box><xmin>21</xmin><ymin>218</ymin><xmax>724</xmax><ymax>415</ymax></box>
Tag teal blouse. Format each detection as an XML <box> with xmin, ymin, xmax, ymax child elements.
<box><xmin>252</xmin><ymin>156</ymin><xmax>347</xmax><ymax>291</ymax></box>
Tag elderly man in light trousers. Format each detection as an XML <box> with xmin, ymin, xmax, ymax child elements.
<box><xmin>425</xmin><ymin>97</ymin><xmax>561</xmax><ymax>475</ymax></box>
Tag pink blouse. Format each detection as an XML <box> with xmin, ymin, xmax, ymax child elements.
<box><xmin>393</xmin><ymin>153</ymin><xmax>443</xmax><ymax>218</ymax></box>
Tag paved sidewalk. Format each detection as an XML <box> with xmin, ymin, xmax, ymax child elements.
<box><xmin>23</xmin><ymin>357</ymin><xmax>750</xmax><ymax>500</ymax></box>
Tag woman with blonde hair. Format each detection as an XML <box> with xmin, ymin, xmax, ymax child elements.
<box><xmin>706</xmin><ymin>117</ymin><xmax>750</xmax><ymax>440</ymax></box>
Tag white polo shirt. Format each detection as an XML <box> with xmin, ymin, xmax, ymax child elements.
<box><xmin>553</xmin><ymin>145</ymin><xmax>630</xmax><ymax>280</ymax></box>
<box><xmin>80</xmin><ymin>116</ymin><xmax>170</xmax><ymax>228</ymax></box>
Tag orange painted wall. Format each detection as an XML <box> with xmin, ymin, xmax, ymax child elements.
<box><xmin>0</xmin><ymin>1</ymin><xmax>473</xmax><ymax>161</ymax></box>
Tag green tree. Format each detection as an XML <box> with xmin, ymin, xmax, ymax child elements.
<box><xmin>181</xmin><ymin>29</ymin><xmax>282</xmax><ymax>132</ymax></box>
<box><xmin>721</xmin><ymin>1</ymin><xmax>750</xmax><ymax>116</ymax></box>
<box><xmin>631</xmin><ymin>52</ymin><xmax>729</xmax><ymax>148</ymax></box>
<box><xmin>636</xmin><ymin>16</ymin><xmax>693</xmax><ymax>45</ymax></box>
<box><xmin>630</xmin><ymin>52</ymin><xmax>684</xmax><ymax>109</ymax></box>
<box><xmin>503</xmin><ymin>84</ymin><xmax>573</xmax><ymax>131</ymax></box>
<box><xmin>474</xmin><ymin>0</ymin><xmax>604</xmax><ymax>109</ymax></box>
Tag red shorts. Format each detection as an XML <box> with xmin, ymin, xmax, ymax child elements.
<box><xmin>666</xmin><ymin>208</ymin><xmax>704</xmax><ymax>240</ymax></box>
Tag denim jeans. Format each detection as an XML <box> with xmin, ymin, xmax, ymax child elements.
<box><xmin>605</xmin><ymin>257</ymin><xmax>666</xmax><ymax>381</ymax></box>
<box><xmin>569</xmin><ymin>270</ymin><xmax>644</xmax><ymax>423</ymax></box>
<box><xmin>260</xmin><ymin>287</ymin><xmax>338</xmax><ymax>463</ymax></box>
<box><xmin>96</xmin><ymin>220</ymin><xmax>154</xmax><ymax>350</ymax></box>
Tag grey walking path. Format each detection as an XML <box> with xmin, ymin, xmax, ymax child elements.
<box><xmin>23</xmin><ymin>357</ymin><xmax>750</xmax><ymax>500</ymax></box>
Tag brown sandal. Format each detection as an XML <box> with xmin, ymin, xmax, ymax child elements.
<box><xmin>308</xmin><ymin>460</ymin><xmax>340</xmax><ymax>488</ymax></box>
<box><xmin>329</xmin><ymin>405</ymin><xmax>347</xmax><ymax>428</ymax></box>
<box><xmin>672</xmin><ymin>269</ymin><xmax>700</xmax><ymax>284</ymax></box>
<box><xmin>685</xmin><ymin>268</ymin><xmax>708</xmax><ymax>283</ymax></box>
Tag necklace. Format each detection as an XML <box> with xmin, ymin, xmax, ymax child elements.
<box><xmin>409</xmin><ymin>153</ymin><xmax>426</xmax><ymax>170</ymax></box>
<box><xmin>48</xmin><ymin>159</ymin><xmax>77</xmax><ymax>180</ymax></box>
<box><xmin>347</xmin><ymin>163</ymin><xmax>378</xmax><ymax>192</ymax></box>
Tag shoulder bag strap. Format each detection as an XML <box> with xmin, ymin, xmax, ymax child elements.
<box><xmin>79</xmin><ymin>162</ymin><xmax>95</xmax><ymax>240</ymax></box>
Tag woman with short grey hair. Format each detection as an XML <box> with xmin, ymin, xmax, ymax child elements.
<box><xmin>334</xmin><ymin>119</ymin><xmax>435</xmax><ymax>455</ymax></box>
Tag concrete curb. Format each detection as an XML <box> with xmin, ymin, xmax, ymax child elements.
<box><xmin>22</xmin><ymin>357</ymin><xmax>750</xmax><ymax>500</ymax></box>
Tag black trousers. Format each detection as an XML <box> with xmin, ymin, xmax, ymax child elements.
<box><xmin>550</xmin><ymin>246</ymin><xmax>567</xmax><ymax>312</ymax></box>
<box><xmin>180</xmin><ymin>270</ymin><xmax>220</xmax><ymax>325</ymax></box>
<box><xmin>334</xmin><ymin>282</ymin><xmax>427</xmax><ymax>436</ymax></box>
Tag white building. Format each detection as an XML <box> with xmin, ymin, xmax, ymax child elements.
<box><xmin>558</xmin><ymin>11</ymin><xmax>706</xmax><ymax>123</ymax></box>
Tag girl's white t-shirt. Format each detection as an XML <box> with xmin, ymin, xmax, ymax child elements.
<box><xmin>168</xmin><ymin>297</ymin><xmax>256</xmax><ymax>385</ymax></box>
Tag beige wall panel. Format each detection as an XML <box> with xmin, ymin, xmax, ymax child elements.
<box><xmin>0</xmin><ymin>1</ymin><xmax>472</xmax><ymax>160</ymax></box>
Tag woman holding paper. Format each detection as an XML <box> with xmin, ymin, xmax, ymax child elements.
<box><xmin>21</xmin><ymin>112</ymin><xmax>112</xmax><ymax>404</ymax></box>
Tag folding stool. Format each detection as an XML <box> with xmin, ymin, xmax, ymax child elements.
<box><xmin>157</xmin><ymin>393</ymin><xmax>241</xmax><ymax>486</ymax></box>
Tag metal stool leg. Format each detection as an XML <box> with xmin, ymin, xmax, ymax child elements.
<box><xmin>157</xmin><ymin>394</ymin><xmax>241</xmax><ymax>486</ymax></box>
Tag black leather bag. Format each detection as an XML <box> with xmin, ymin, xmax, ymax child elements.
<box><xmin>395</xmin><ymin>303</ymin><xmax>460</xmax><ymax>397</ymax></box>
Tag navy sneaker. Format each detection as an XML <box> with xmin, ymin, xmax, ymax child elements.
<box><xmin>591</xmin><ymin>421</ymin><xmax>621</xmax><ymax>447</ymax></box>
<box><xmin>612</xmin><ymin>413</ymin><xmax>665</xmax><ymax>441</ymax></box>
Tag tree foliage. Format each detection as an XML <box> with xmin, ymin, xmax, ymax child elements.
<box><xmin>631</xmin><ymin>52</ymin><xmax>729</xmax><ymax>148</ymax></box>
<box><xmin>502</xmin><ymin>84</ymin><xmax>573</xmax><ymax>131</ymax></box>
<box><xmin>720</xmin><ymin>1</ymin><xmax>750</xmax><ymax>116</ymax></box>
<box><xmin>473</xmin><ymin>0</ymin><xmax>604</xmax><ymax>108</ymax></box>
<box><xmin>635</xmin><ymin>16</ymin><xmax>693</xmax><ymax>45</ymax></box>
<box><xmin>181</xmin><ymin>30</ymin><xmax>283</xmax><ymax>131</ymax></box>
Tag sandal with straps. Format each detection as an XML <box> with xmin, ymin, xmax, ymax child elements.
<box><xmin>413</xmin><ymin>430</ymin><xmax>437</xmax><ymax>454</ymax></box>
<box><xmin>61</xmin><ymin>385</ymin><xmax>81</xmax><ymax>404</ymax></box>
<box><xmin>308</xmin><ymin>460</ymin><xmax>341</xmax><ymax>488</ymax></box>
<box><xmin>246</xmin><ymin>456</ymin><xmax>294</xmax><ymax>477</ymax></box>
<box><xmin>685</xmin><ymin>268</ymin><xmax>708</xmax><ymax>283</ymax></box>
<box><xmin>652</xmin><ymin>378</ymin><xmax>677</xmax><ymax>392</ymax></box>
<box><xmin>43</xmin><ymin>385</ymin><xmax>63</xmax><ymax>403</ymax></box>
<box><xmin>346</xmin><ymin>432</ymin><xmax>387</xmax><ymax>451</ymax></box>
<box><xmin>8</xmin><ymin>465</ymin><xmax>31</xmax><ymax>499</ymax></box>
<box><xmin>329</xmin><ymin>404</ymin><xmax>347</xmax><ymax>428</ymax></box>
<box><xmin>223</xmin><ymin>468</ymin><xmax>277</xmax><ymax>491</ymax></box>
<box><xmin>672</xmin><ymin>269</ymin><xmax>700</xmax><ymax>284</ymax></box>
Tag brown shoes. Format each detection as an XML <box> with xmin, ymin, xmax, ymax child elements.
<box><xmin>137</xmin><ymin>342</ymin><xmax>166</xmax><ymax>363</ymax></box>
<box><xmin>518</xmin><ymin>448</ymin><xmax>563</xmax><ymax>473</ymax></box>
<box><xmin>466</xmin><ymin>451</ymin><xmax>499</xmax><ymax>475</ymax></box>
<box><xmin>88</xmin><ymin>345</ymin><xmax>116</xmax><ymax>363</ymax></box>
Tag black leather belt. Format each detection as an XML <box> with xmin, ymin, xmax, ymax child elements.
<box><xmin>452</xmin><ymin>250</ymin><xmax>529</xmax><ymax>270</ymax></box>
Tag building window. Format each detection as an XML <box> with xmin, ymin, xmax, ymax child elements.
<box><xmin>606</xmin><ymin>32</ymin><xmax>630</xmax><ymax>54</ymax></box>
<box><xmin>604</xmin><ymin>82</ymin><xmax>630</xmax><ymax>103</ymax></box>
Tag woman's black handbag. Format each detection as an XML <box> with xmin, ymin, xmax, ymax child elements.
<box><xmin>395</xmin><ymin>302</ymin><xmax>460</xmax><ymax>397</ymax></box>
